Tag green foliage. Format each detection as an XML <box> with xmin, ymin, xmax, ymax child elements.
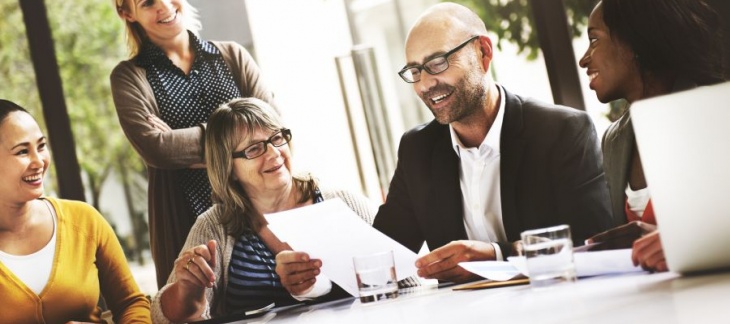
<box><xmin>0</xmin><ymin>0</ymin><xmax>58</xmax><ymax>192</ymax></box>
<box><xmin>45</xmin><ymin>0</ymin><xmax>145</xmax><ymax>208</ymax></box>
<box><xmin>0</xmin><ymin>0</ymin><xmax>148</xmax><ymax>257</ymax></box>
<box><xmin>0</xmin><ymin>2</ymin><xmax>41</xmax><ymax>118</ymax></box>
<box><xmin>447</xmin><ymin>0</ymin><xmax>597</xmax><ymax>60</ymax></box>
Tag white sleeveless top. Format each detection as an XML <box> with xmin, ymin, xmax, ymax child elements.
<box><xmin>0</xmin><ymin>200</ymin><xmax>57</xmax><ymax>295</ymax></box>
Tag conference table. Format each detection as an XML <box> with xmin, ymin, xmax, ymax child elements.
<box><xmin>212</xmin><ymin>270</ymin><xmax>730</xmax><ymax>323</ymax></box>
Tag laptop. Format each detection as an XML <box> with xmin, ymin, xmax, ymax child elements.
<box><xmin>630</xmin><ymin>81</ymin><xmax>730</xmax><ymax>274</ymax></box>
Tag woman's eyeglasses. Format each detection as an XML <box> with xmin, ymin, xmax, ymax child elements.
<box><xmin>232</xmin><ymin>128</ymin><xmax>292</xmax><ymax>160</ymax></box>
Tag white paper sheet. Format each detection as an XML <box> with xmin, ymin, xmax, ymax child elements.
<box><xmin>264</xmin><ymin>198</ymin><xmax>419</xmax><ymax>297</ymax></box>
<box><xmin>457</xmin><ymin>261</ymin><xmax>522</xmax><ymax>281</ymax></box>
<box><xmin>460</xmin><ymin>249</ymin><xmax>645</xmax><ymax>281</ymax></box>
<box><xmin>574</xmin><ymin>249</ymin><xmax>645</xmax><ymax>277</ymax></box>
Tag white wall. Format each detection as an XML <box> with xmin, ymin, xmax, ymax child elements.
<box><xmin>245</xmin><ymin>0</ymin><xmax>382</xmax><ymax>202</ymax></box>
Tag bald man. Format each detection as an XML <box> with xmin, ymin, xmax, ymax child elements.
<box><xmin>373</xmin><ymin>3</ymin><xmax>613</xmax><ymax>283</ymax></box>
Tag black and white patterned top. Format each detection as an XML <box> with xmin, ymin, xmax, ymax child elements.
<box><xmin>225</xmin><ymin>188</ymin><xmax>325</xmax><ymax>312</ymax></box>
<box><xmin>136</xmin><ymin>31</ymin><xmax>242</xmax><ymax>217</ymax></box>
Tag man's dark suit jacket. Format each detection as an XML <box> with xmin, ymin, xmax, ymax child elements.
<box><xmin>373</xmin><ymin>87</ymin><xmax>613</xmax><ymax>256</ymax></box>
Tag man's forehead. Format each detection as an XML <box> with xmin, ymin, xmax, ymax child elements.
<box><xmin>405</xmin><ymin>25</ymin><xmax>462</xmax><ymax>64</ymax></box>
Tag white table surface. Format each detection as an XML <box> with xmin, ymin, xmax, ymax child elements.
<box><xmin>227</xmin><ymin>270</ymin><xmax>730</xmax><ymax>324</ymax></box>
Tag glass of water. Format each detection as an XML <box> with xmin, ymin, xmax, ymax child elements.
<box><xmin>353</xmin><ymin>250</ymin><xmax>398</xmax><ymax>303</ymax></box>
<box><xmin>521</xmin><ymin>224</ymin><xmax>577</xmax><ymax>289</ymax></box>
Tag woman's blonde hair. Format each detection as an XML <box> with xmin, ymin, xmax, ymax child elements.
<box><xmin>205</xmin><ymin>98</ymin><xmax>317</xmax><ymax>237</ymax></box>
<box><xmin>114</xmin><ymin>0</ymin><xmax>203</xmax><ymax>57</ymax></box>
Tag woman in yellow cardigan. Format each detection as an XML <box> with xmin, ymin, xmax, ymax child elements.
<box><xmin>0</xmin><ymin>99</ymin><xmax>151</xmax><ymax>323</ymax></box>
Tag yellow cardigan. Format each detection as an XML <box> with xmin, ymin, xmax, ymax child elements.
<box><xmin>0</xmin><ymin>197</ymin><xmax>151</xmax><ymax>323</ymax></box>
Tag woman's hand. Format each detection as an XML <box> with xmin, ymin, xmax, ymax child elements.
<box><xmin>175</xmin><ymin>240</ymin><xmax>217</xmax><ymax>290</ymax></box>
<box><xmin>275</xmin><ymin>251</ymin><xmax>321</xmax><ymax>295</ymax></box>
<box><xmin>632</xmin><ymin>231</ymin><xmax>668</xmax><ymax>272</ymax></box>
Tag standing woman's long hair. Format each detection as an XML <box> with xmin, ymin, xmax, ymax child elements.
<box><xmin>204</xmin><ymin>98</ymin><xmax>317</xmax><ymax>237</ymax></box>
<box><xmin>601</xmin><ymin>0</ymin><xmax>725</xmax><ymax>86</ymax></box>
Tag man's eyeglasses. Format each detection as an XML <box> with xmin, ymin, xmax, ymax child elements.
<box><xmin>398</xmin><ymin>35</ymin><xmax>480</xmax><ymax>83</ymax></box>
<box><xmin>232</xmin><ymin>128</ymin><xmax>292</xmax><ymax>160</ymax></box>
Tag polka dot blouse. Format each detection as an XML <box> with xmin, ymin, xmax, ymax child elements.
<box><xmin>136</xmin><ymin>31</ymin><xmax>242</xmax><ymax>217</ymax></box>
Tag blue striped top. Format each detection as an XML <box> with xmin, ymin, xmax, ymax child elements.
<box><xmin>225</xmin><ymin>188</ymin><xmax>324</xmax><ymax>313</ymax></box>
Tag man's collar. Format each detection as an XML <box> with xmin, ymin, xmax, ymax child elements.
<box><xmin>450</xmin><ymin>84</ymin><xmax>506</xmax><ymax>157</ymax></box>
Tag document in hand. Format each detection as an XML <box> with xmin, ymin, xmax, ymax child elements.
<box><xmin>264</xmin><ymin>198</ymin><xmax>419</xmax><ymax>297</ymax></box>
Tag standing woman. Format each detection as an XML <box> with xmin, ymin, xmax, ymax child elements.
<box><xmin>110</xmin><ymin>0</ymin><xmax>277</xmax><ymax>288</ymax></box>
<box><xmin>580</xmin><ymin>0</ymin><xmax>725</xmax><ymax>271</ymax></box>
<box><xmin>0</xmin><ymin>100</ymin><xmax>151</xmax><ymax>323</ymax></box>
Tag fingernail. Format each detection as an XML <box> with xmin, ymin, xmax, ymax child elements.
<box><xmin>314</xmin><ymin>269</ymin><xmax>320</xmax><ymax>275</ymax></box>
<box><xmin>314</xmin><ymin>260</ymin><xmax>322</xmax><ymax>267</ymax></box>
<box><xmin>302</xmin><ymin>255</ymin><xmax>309</xmax><ymax>262</ymax></box>
<box><xmin>415</xmin><ymin>261</ymin><xmax>421</xmax><ymax>267</ymax></box>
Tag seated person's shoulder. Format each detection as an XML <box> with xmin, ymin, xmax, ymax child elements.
<box><xmin>400</xmin><ymin>120</ymin><xmax>449</xmax><ymax>149</ymax></box>
<box><xmin>519</xmin><ymin>95</ymin><xmax>588</xmax><ymax>120</ymax></box>
<box><xmin>195</xmin><ymin>204</ymin><xmax>226</xmax><ymax>226</ymax></box>
<box><xmin>47</xmin><ymin>197</ymin><xmax>99</xmax><ymax>217</ymax></box>
<box><xmin>45</xmin><ymin>197</ymin><xmax>110</xmax><ymax>237</ymax></box>
<box><xmin>515</xmin><ymin>95</ymin><xmax>593</xmax><ymax>134</ymax></box>
<box><xmin>320</xmin><ymin>187</ymin><xmax>367</xmax><ymax>204</ymax></box>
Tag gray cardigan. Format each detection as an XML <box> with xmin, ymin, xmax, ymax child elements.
<box><xmin>150</xmin><ymin>188</ymin><xmax>377</xmax><ymax>323</ymax></box>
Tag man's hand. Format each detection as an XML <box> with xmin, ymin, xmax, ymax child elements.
<box><xmin>632</xmin><ymin>231</ymin><xmax>668</xmax><ymax>272</ymax></box>
<box><xmin>585</xmin><ymin>221</ymin><xmax>656</xmax><ymax>250</ymax></box>
<box><xmin>415</xmin><ymin>240</ymin><xmax>496</xmax><ymax>283</ymax></box>
<box><xmin>275</xmin><ymin>251</ymin><xmax>322</xmax><ymax>295</ymax></box>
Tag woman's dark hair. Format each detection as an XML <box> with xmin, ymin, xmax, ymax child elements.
<box><xmin>0</xmin><ymin>99</ymin><xmax>29</xmax><ymax>124</ymax></box>
<box><xmin>602</xmin><ymin>0</ymin><xmax>725</xmax><ymax>85</ymax></box>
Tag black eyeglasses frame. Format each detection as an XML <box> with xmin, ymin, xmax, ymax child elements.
<box><xmin>232</xmin><ymin>128</ymin><xmax>292</xmax><ymax>160</ymax></box>
<box><xmin>398</xmin><ymin>35</ymin><xmax>481</xmax><ymax>83</ymax></box>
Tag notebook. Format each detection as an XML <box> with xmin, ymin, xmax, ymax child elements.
<box><xmin>630</xmin><ymin>81</ymin><xmax>730</xmax><ymax>274</ymax></box>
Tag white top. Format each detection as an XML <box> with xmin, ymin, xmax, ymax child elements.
<box><xmin>625</xmin><ymin>184</ymin><xmax>651</xmax><ymax>218</ymax></box>
<box><xmin>450</xmin><ymin>84</ymin><xmax>508</xmax><ymax>260</ymax></box>
<box><xmin>0</xmin><ymin>201</ymin><xmax>57</xmax><ymax>295</ymax></box>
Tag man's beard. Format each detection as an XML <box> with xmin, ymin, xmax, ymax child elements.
<box><xmin>422</xmin><ymin>73</ymin><xmax>485</xmax><ymax>124</ymax></box>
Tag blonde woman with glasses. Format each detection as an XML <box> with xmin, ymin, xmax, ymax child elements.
<box><xmin>110</xmin><ymin>0</ymin><xmax>278</xmax><ymax>289</ymax></box>
<box><xmin>151</xmin><ymin>98</ymin><xmax>376</xmax><ymax>322</ymax></box>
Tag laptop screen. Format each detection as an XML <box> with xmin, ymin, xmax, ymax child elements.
<box><xmin>631</xmin><ymin>81</ymin><xmax>730</xmax><ymax>273</ymax></box>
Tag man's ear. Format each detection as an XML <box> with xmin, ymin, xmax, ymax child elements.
<box><xmin>477</xmin><ymin>35</ymin><xmax>493</xmax><ymax>71</ymax></box>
